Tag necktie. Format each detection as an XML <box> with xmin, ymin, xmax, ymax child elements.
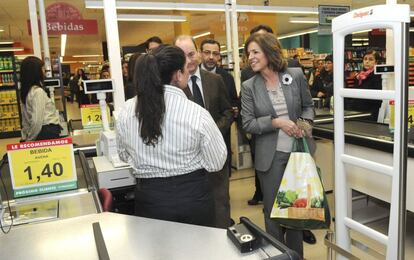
<box><xmin>191</xmin><ymin>75</ymin><xmax>204</xmax><ymax>108</ymax></box>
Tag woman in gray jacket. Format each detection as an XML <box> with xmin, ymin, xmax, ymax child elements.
<box><xmin>241</xmin><ymin>33</ymin><xmax>314</xmax><ymax>258</ymax></box>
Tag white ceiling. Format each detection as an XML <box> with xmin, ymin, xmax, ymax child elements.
<box><xmin>0</xmin><ymin>0</ymin><xmax>412</xmax><ymax>58</ymax></box>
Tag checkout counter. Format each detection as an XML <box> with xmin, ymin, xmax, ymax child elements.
<box><xmin>0</xmin><ymin>151</ymin><xmax>100</xmax><ymax>226</ymax></box>
<box><xmin>0</xmin><ymin>148</ymin><xmax>291</xmax><ymax>260</ymax></box>
<box><xmin>313</xmin><ymin>117</ymin><xmax>414</xmax><ymax>213</ymax></box>
<box><xmin>0</xmin><ymin>212</ymin><xmax>293</xmax><ymax>259</ymax></box>
<box><xmin>0</xmin><ymin>144</ymin><xmax>292</xmax><ymax>259</ymax></box>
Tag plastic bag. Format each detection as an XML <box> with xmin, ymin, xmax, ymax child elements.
<box><xmin>270</xmin><ymin>138</ymin><xmax>331</xmax><ymax>230</ymax></box>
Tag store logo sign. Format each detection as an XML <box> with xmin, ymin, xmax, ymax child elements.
<box><xmin>27</xmin><ymin>2</ymin><xmax>98</xmax><ymax>35</ymax></box>
<box><xmin>353</xmin><ymin>9</ymin><xmax>373</xmax><ymax>19</ymax></box>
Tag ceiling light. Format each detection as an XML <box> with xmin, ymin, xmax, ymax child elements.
<box><xmin>410</xmin><ymin>28</ymin><xmax>414</xmax><ymax>32</ymax></box>
<box><xmin>86</xmin><ymin>1</ymin><xmax>223</xmax><ymax>12</ymax></box>
<box><xmin>15</xmin><ymin>54</ymin><xmax>34</xmax><ymax>58</ymax></box>
<box><xmin>352</xmin><ymin>43</ymin><xmax>363</xmax><ymax>47</ymax></box>
<box><xmin>0</xmin><ymin>47</ymin><xmax>24</xmax><ymax>52</ymax></box>
<box><xmin>85</xmin><ymin>1</ymin><xmax>318</xmax><ymax>14</ymax></box>
<box><xmin>61</xmin><ymin>34</ymin><xmax>67</xmax><ymax>57</ymax></box>
<box><xmin>238</xmin><ymin>5</ymin><xmax>318</xmax><ymax>14</ymax></box>
<box><xmin>193</xmin><ymin>32</ymin><xmax>211</xmax><ymax>39</ymax></box>
<box><xmin>277</xmin><ymin>28</ymin><xmax>318</xmax><ymax>40</ymax></box>
<box><xmin>0</xmin><ymin>41</ymin><xmax>14</xmax><ymax>45</ymax></box>
<box><xmin>72</xmin><ymin>54</ymin><xmax>103</xmax><ymax>58</ymax></box>
<box><xmin>352</xmin><ymin>38</ymin><xmax>369</xmax><ymax>41</ymax></box>
<box><xmin>0</xmin><ymin>29</ymin><xmax>4</xmax><ymax>32</ymax></box>
<box><xmin>352</xmin><ymin>29</ymin><xmax>371</xmax><ymax>35</ymax></box>
<box><xmin>118</xmin><ymin>14</ymin><xmax>186</xmax><ymax>22</ymax></box>
<box><xmin>289</xmin><ymin>17</ymin><xmax>319</xmax><ymax>24</ymax></box>
<box><xmin>61</xmin><ymin>60</ymin><xmax>99</xmax><ymax>64</ymax></box>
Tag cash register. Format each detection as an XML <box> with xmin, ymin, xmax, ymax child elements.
<box><xmin>83</xmin><ymin>79</ymin><xmax>135</xmax><ymax>190</ymax></box>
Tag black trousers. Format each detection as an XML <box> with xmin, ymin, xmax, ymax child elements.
<box><xmin>36</xmin><ymin>124</ymin><xmax>61</xmax><ymax>141</ymax></box>
<box><xmin>134</xmin><ymin>169</ymin><xmax>215</xmax><ymax>227</ymax></box>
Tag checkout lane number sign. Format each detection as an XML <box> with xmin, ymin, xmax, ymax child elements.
<box><xmin>7</xmin><ymin>138</ymin><xmax>77</xmax><ymax>198</ymax></box>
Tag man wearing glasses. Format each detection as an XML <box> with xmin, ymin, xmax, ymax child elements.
<box><xmin>200</xmin><ymin>39</ymin><xmax>238</xmax><ymax>178</ymax></box>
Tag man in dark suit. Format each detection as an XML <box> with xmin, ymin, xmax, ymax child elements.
<box><xmin>175</xmin><ymin>35</ymin><xmax>233</xmax><ymax>229</ymax></box>
<box><xmin>199</xmin><ymin>38</ymin><xmax>238</xmax><ymax>175</ymax></box>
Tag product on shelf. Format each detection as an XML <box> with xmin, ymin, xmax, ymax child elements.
<box><xmin>0</xmin><ymin>53</ymin><xmax>21</xmax><ymax>137</ymax></box>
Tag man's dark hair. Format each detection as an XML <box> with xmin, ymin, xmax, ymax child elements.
<box><xmin>200</xmin><ymin>38</ymin><xmax>220</xmax><ymax>51</ymax></box>
<box><xmin>325</xmin><ymin>54</ymin><xmax>333</xmax><ymax>63</ymax></box>
<box><xmin>134</xmin><ymin>45</ymin><xmax>186</xmax><ymax>146</ymax></box>
<box><xmin>20</xmin><ymin>56</ymin><xmax>45</xmax><ymax>104</ymax></box>
<box><xmin>145</xmin><ymin>36</ymin><xmax>163</xmax><ymax>50</ymax></box>
<box><xmin>250</xmin><ymin>24</ymin><xmax>273</xmax><ymax>35</ymax></box>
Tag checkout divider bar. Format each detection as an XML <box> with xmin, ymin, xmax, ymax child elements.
<box><xmin>341</xmin><ymin>154</ymin><xmax>394</xmax><ymax>177</ymax></box>
<box><xmin>339</xmin><ymin>89</ymin><xmax>395</xmax><ymax>100</ymax></box>
<box><xmin>344</xmin><ymin>217</ymin><xmax>388</xmax><ymax>245</ymax></box>
<box><xmin>78</xmin><ymin>150</ymin><xmax>103</xmax><ymax>213</ymax></box>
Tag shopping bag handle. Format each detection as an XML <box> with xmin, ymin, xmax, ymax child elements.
<box><xmin>292</xmin><ymin>137</ymin><xmax>310</xmax><ymax>153</ymax></box>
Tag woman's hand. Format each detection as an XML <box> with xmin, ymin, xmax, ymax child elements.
<box><xmin>317</xmin><ymin>91</ymin><xmax>325</xmax><ymax>98</ymax></box>
<box><xmin>272</xmin><ymin>118</ymin><xmax>303</xmax><ymax>138</ymax></box>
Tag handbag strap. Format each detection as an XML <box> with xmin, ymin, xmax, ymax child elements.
<box><xmin>292</xmin><ymin>137</ymin><xmax>311</xmax><ymax>153</ymax></box>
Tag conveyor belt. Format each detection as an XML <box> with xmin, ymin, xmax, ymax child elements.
<box><xmin>313</xmin><ymin>120</ymin><xmax>414</xmax><ymax>157</ymax></box>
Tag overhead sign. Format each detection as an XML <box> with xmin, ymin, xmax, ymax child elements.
<box><xmin>7</xmin><ymin>138</ymin><xmax>77</xmax><ymax>198</ymax></box>
<box><xmin>319</xmin><ymin>5</ymin><xmax>350</xmax><ymax>26</ymax></box>
<box><xmin>27</xmin><ymin>2</ymin><xmax>98</xmax><ymax>35</ymax></box>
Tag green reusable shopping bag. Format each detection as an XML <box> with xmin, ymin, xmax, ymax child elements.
<box><xmin>270</xmin><ymin>138</ymin><xmax>331</xmax><ymax>230</ymax></box>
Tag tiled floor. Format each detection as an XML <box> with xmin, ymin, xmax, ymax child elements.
<box><xmin>1</xmin><ymin>101</ymin><xmax>414</xmax><ymax>259</ymax></box>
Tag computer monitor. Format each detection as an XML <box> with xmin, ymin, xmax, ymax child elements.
<box><xmin>43</xmin><ymin>78</ymin><xmax>60</xmax><ymax>88</ymax></box>
<box><xmin>83</xmin><ymin>79</ymin><xmax>115</xmax><ymax>94</ymax></box>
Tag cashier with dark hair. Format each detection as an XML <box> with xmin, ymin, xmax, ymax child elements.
<box><xmin>20</xmin><ymin>56</ymin><xmax>61</xmax><ymax>141</ymax></box>
<box><xmin>116</xmin><ymin>45</ymin><xmax>227</xmax><ymax>227</ymax></box>
<box><xmin>346</xmin><ymin>50</ymin><xmax>383</xmax><ymax>121</ymax></box>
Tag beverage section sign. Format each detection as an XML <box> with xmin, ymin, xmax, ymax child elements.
<box><xmin>27</xmin><ymin>2</ymin><xmax>98</xmax><ymax>35</ymax></box>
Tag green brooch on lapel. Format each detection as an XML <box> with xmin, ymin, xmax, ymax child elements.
<box><xmin>282</xmin><ymin>73</ymin><xmax>293</xmax><ymax>85</ymax></box>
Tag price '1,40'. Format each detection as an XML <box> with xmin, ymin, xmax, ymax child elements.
<box><xmin>24</xmin><ymin>163</ymin><xmax>63</xmax><ymax>182</ymax></box>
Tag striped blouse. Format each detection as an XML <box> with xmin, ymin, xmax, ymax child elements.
<box><xmin>116</xmin><ymin>84</ymin><xmax>227</xmax><ymax>178</ymax></box>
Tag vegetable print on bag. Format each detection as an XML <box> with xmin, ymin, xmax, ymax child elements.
<box><xmin>271</xmin><ymin>138</ymin><xmax>331</xmax><ymax>230</ymax></box>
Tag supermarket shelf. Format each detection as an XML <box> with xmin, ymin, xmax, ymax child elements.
<box><xmin>0</xmin><ymin>101</ymin><xmax>17</xmax><ymax>105</ymax></box>
<box><xmin>0</xmin><ymin>130</ymin><xmax>21</xmax><ymax>139</ymax></box>
<box><xmin>0</xmin><ymin>84</ymin><xmax>15</xmax><ymax>88</ymax></box>
<box><xmin>0</xmin><ymin>115</ymin><xmax>20</xmax><ymax>120</ymax></box>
